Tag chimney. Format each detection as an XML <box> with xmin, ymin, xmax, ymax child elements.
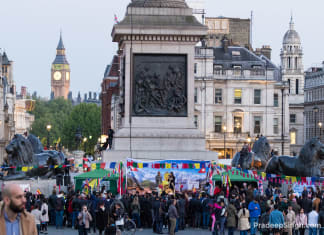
<box><xmin>89</xmin><ymin>91</ymin><xmax>92</xmax><ymax>100</ymax></box>
<box><xmin>222</xmin><ymin>36</ymin><xmax>229</xmax><ymax>53</ymax></box>
<box><xmin>260</xmin><ymin>45</ymin><xmax>272</xmax><ymax>60</ymax></box>
<box><xmin>21</xmin><ymin>86</ymin><xmax>27</xmax><ymax>98</ymax></box>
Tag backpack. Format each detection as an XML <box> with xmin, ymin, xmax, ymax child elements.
<box><xmin>56</xmin><ymin>197</ymin><xmax>64</xmax><ymax>211</ymax></box>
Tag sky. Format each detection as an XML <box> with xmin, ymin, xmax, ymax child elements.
<box><xmin>1</xmin><ymin>0</ymin><xmax>323</xmax><ymax>98</ymax></box>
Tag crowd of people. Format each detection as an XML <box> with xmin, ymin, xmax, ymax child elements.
<box><xmin>2</xmin><ymin>182</ymin><xmax>324</xmax><ymax>235</ymax></box>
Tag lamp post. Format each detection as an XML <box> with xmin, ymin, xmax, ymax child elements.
<box><xmin>319</xmin><ymin>122</ymin><xmax>323</xmax><ymax>139</ymax></box>
<box><xmin>223</xmin><ymin>125</ymin><xmax>227</xmax><ymax>159</ymax></box>
<box><xmin>314</xmin><ymin>106</ymin><xmax>319</xmax><ymax>137</ymax></box>
<box><xmin>247</xmin><ymin>135</ymin><xmax>252</xmax><ymax>148</ymax></box>
<box><xmin>83</xmin><ymin>137</ymin><xmax>87</xmax><ymax>153</ymax></box>
<box><xmin>46</xmin><ymin>124</ymin><xmax>52</xmax><ymax>150</ymax></box>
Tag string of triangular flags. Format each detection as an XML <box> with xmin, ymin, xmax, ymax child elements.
<box><xmin>2</xmin><ymin>160</ymin><xmax>323</xmax><ymax>186</ymax></box>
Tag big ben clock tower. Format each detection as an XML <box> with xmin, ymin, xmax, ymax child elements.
<box><xmin>51</xmin><ymin>33</ymin><xmax>70</xmax><ymax>99</ymax></box>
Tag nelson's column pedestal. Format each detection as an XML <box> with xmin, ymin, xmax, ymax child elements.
<box><xmin>103</xmin><ymin>0</ymin><xmax>217</xmax><ymax>162</ymax></box>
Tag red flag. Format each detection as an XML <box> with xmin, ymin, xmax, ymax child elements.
<box><xmin>117</xmin><ymin>162</ymin><xmax>124</xmax><ymax>195</ymax></box>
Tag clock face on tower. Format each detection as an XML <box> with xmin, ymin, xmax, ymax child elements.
<box><xmin>53</xmin><ymin>71</ymin><xmax>62</xmax><ymax>80</ymax></box>
<box><xmin>66</xmin><ymin>72</ymin><xmax>70</xmax><ymax>81</ymax></box>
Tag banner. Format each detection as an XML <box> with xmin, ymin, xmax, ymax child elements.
<box><xmin>126</xmin><ymin>159</ymin><xmax>210</xmax><ymax>192</ymax></box>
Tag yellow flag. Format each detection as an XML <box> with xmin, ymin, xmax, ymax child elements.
<box><xmin>22</xmin><ymin>167</ymin><xmax>28</xmax><ymax>172</ymax></box>
<box><xmin>166</xmin><ymin>163</ymin><xmax>171</xmax><ymax>169</ymax></box>
<box><xmin>54</xmin><ymin>165</ymin><xmax>58</xmax><ymax>169</ymax></box>
<box><xmin>91</xmin><ymin>163</ymin><xmax>96</xmax><ymax>170</ymax></box>
<box><xmin>194</xmin><ymin>163</ymin><xmax>200</xmax><ymax>169</ymax></box>
<box><xmin>138</xmin><ymin>163</ymin><xmax>143</xmax><ymax>168</ymax></box>
<box><xmin>28</xmin><ymin>166</ymin><xmax>33</xmax><ymax>170</ymax></box>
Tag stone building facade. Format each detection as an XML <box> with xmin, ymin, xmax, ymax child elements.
<box><xmin>194</xmin><ymin>41</ymin><xmax>290</xmax><ymax>160</ymax></box>
<box><xmin>280</xmin><ymin>17</ymin><xmax>305</xmax><ymax>155</ymax></box>
<box><xmin>205</xmin><ymin>17</ymin><xmax>251</xmax><ymax>48</ymax></box>
<box><xmin>0</xmin><ymin>52</ymin><xmax>16</xmax><ymax>164</ymax></box>
<box><xmin>304</xmin><ymin>65</ymin><xmax>324</xmax><ymax>141</ymax></box>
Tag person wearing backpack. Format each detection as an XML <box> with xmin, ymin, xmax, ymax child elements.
<box><xmin>55</xmin><ymin>191</ymin><xmax>65</xmax><ymax>229</ymax></box>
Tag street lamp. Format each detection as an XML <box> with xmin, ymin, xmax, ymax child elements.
<box><xmin>223</xmin><ymin>125</ymin><xmax>227</xmax><ymax>159</ymax></box>
<box><xmin>319</xmin><ymin>122</ymin><xmax>323</xmax><ymax>139</ymax></box>
<box><xmin>46</xmin><ymin>124</ymin><xmax>52</xmax><ymax>149</ymax></box>
<box><xmin>83</xmin><ymin>137</ymin><xmax>87</xmax><ymax>153</ymax></box>
<box><xmin>314</xmin><ymin>106</ymin><xmax>319</xmax><ymax>137</ymax></box>
<box><xmin>247</xmin><ymin>134</ymin><xmax>252</xmax><ymax>147</ymax></box>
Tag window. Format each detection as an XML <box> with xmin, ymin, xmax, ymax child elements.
<box><xmin>254</xmin><ymin>89</ymin><xmax>261</xmax><ymax>104</ymax></box>
<box><xmin>194</xmin><ymin>115</ymin><xmax>198</xmax><ymax>128</ymax></box>
<box><xmin>290</xmin><ymin>114</ymin><xmax>296</xmax><ymax>123</ymax></box>
<box><xmin>254</xmin><ymin>116</ymin><xmax>261</xmax><ymax>134</ymax></box>
<box><xmin>251</xmin><ymin>65</ymin><xmax>265</xmax><ymax>76</ymax></box>
<box><xmin>234</xmin><ymin>89</ymin><xmax>242</xmax><ymax>104</ymax></box>
<box><xmin>213</xmin><ymin>65</ymin><xmax>223</xmax><ymax>75</ymax></box>
<box><xmin>194</xmin><ymin>63</ymin><xmax>197</xmax><ymax>74</ymax></box>
<box><xmin>290</xmin><ymin>131</ymin><xmax>296</xmax><ymax>145</ymax></box>
<box><xmin>295</xmin><ymin>57</ymin><xmax>298</xmax><ymax>69</ymax></box>
<box><xmin>288</xmin><ymin>57</ymin><xmax>291</xmax><ymax>69</ymax></box>
<box><xmin>214</xmin><ymin>116</ymin><xmax>222</xmax><ymax>133</ymax></box>
<box><xmin>274</xmin><ymin>93</ymin><xmax>279</xmax><ymax>107</ymax></box>
<box><xmin>194</xmin><ymin>88</ymin><xmax>198</xmax><ymax>103</ymax></box>
<box><xmin>233</xmin><ymin>66</ymin><xmax>242</xmax><ymax>76</ymax></box>
<box><xmin>234</xmin><ymin>116</ymin><xmax>242</xmax><ymax>133</ymax></box>
<box><xmin>296</xmin><ymin>79</ymin><xmax>299</xmax><ymax>94</ymax></box>
<box><xmin>273</xmin><ymin>118</ymin><xmax>279</xmax><ymax>134</ymax></box>
<box><xmin>215</xmin><ymin>89</ymin><xmax>222</xmax><ymax>104</ymax></box>
<box><xmin>288</xmin><ymin>79</ymin><xmax>291</xmax><ymax>94</ymax></box>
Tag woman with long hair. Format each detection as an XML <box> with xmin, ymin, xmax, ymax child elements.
<box><xmin>238</xmin><ymin>203</ymin><xmax>250</xmax><ymax>235</ymax></box>
<box><xmin>295</xmin><ymin>208</ymin><xmax>307</xmax><ymax>235</ymax></box>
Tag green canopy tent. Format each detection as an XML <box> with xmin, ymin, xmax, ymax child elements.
<box><xmin>74</xmin><ymin>169</ymin><xmax>119</xmax><ymax>194</ymax></box>
<box><xmin>212</xmin><ymin>170</ymin><xmax>258</xmax><ymax>182</ymax></box>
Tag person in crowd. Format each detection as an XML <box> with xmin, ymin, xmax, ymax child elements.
<box><xmin>192</xmin><ymin>194</ymin><xmax>202</xmax><ymax>228</ymax></box>
<box><xmin>96</xmin><ymin>202</ymin><xmax>108</xmax><ymax>235</ymax></box>
<box><xmin>269</xmin><ymin>204</ymin><xmax>285</xmax><ymax>235</ymax></box>
<box><xmin>286</xmin><ymin>205</ymin><xmax>296</xmax><ymax>235</ymax></box>
<box><xmin>168</xmin><ymin>199</ymin><xmax>179</xmax><ymax>235</ymax></box>
<box><xmin>72</xmin><ymin>194</ymin><xmax>81</xmax><ymax>229</ymax></box>
<box><xmin>308</xmin><ymin>206</ymin><xmax>319</xmax><ymax>235</ymax></box>
<box><xmin>55</xmin><ymin>190</ymin><xmax>65</xmax><ymax>229</ymax></box>
<box><xmin>226</xmin><ymin>200</ymin><xmax>237</xmax><ymax>235</ymax></box>
<box><xmin>201</xmin><ymin>193</ymin><xmax>211</xmax><ymax>229</ymax></box>
<box><xmin>40</xmin><ymin>198</ymin><xmax>49</xmax><ymax>234</ymax></box>
<box><xmin>219</xmin><ymin>200</ymin><xmax>227</xmax><ymax>235</ymax></box>
<box><xmin>0</xmin><ymin>184</ymin><xmax>38</xmax><ymax>235</ymax></box>
<box><xmin>48</xmin><ymin>190</ymin><xmax>57</xmax><ymax>225</ymax></box>
<box><xmin>318</xmin><ymin>205</ymin><xmax>324</xmax><ymax>235</ymax></box>
<box><xmin>295</xmin><ymin>208</ymin><xmax>307</xmax><ymax>235</ymax></box>
<box><xmin>211</xmin><ymin>199</ymin><xmax>222</xmax><ymax>235</ymax></box>
<box><xmin>177</xmin><ymin>194</ymin><xmax>186</xmax><ymax>230</ymax></box>
<box><xmin>313</xmin><ymin>193</ymin><xmax>321</xmax><ymax>213</ymax></box>
<box><xmin>31</xmin><ymin>204</ymin><xmax>42</xmax><ymax>235</ymax></box>
<box><xmin>248</xmin><ymin>197</ymin><xmax>261</xmax><ymax>235</ymax></box>
<box><xmin>131</xmin><ymin>195</ymin><xmax>141</xmax><ymax>229</ymax></box>
<box><xmin>77</xmin><ymin>205</ymin><xmax>92</xmax><ymax>235</ymax></box>
<box><xmin>153</xmin><ymin>194</ymin><xmax>163</xmax><ymax>234</ymax></box>
<box><xmin>238</xmin><ymin>203</ymin><xmax>250</xmax><ymax>235</ymax></box>
<box><xmin>259</xmin><ymin>206</ymin><xmax>271</xmax><ymax>235</ymax></box>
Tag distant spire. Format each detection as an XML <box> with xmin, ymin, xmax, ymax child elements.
<box><xmin>57</xmin><ymin>31</ymin><xmax>65</xmax><ymax>50</ymax></box>
<box><xmin>289</xmin><ymin>12</ymin><xmax>294</xmax><ymax>30</ymax></box>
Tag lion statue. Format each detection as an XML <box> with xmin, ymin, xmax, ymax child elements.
<box><xmin>265</xmin><ymin>138</ymin><xmax>324</xmax><ymax>177</ymax></box>
<box><xmin>3</xmin><ymin>134</ymin><xmax>65</xmax><ymax>180</ymax></box>
<box><xmin>232</xmin><ymin>136</ymin><xmax>271</xmax><ymax>170</ymax></box>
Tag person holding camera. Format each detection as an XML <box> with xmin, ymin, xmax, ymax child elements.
<box><xmin>78</xmin><ymin>205</ymin><xmax>92</xmax><ymax>235</ymax></box>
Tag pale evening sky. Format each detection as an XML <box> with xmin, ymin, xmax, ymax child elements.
<box><xmin>0</xmin><ymin>0</ymin><xmax>323</xmax><ymax>98</ymax></box>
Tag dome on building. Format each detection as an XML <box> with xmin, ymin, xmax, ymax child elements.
<box><xmin>283</xmin><ymin>16</ymin><xmax>301</xmax><ymax>44</ymax></box>
<box><xmin>128</xmin><ymin>0</ymin><xmax>188</xmax><ymax>8</ymax></box>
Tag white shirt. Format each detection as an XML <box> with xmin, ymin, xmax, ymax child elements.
<box><xmin>31</xmin><ymin>209</ymin><xmax>42</xmax><ymax>225</ymax></box>
<box><xmin>308</xmin><ymin>210</ymin><xmax>319</xmax><ymax>228</ymax></box>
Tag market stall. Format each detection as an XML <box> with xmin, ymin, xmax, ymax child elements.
<box><xmin>74</xmin><ymin>169</ymin><xmax>119</xmax><ymax>194</ymax></box>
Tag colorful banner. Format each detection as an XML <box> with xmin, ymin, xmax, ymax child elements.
<box><xmin>126</xmin><ymin>158</ymin><xmax>210</xmax><ymax>192</ymax></box>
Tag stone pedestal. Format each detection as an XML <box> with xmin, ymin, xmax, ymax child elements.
<box><xmin>72</xmin><ymin>150</ymin><xmax>84</xmax><ymax>171</ymax></box>
<box><xmin>104</xmin><ymin>0</ymin><xmax>216</xmax><ymax>162</ymax></box>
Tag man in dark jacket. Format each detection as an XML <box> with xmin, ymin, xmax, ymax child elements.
<box><xmin>302</xmin><ymin>195</ymin><xmax>313</xmax><ymax>214</ymax></box>
<box><xmin>201</xmin><ymin>194</ymin><xmax>210</xmax><ymax>229</ymax></box>
<box><xmin>71</xmin><ymin>194</ymin><xmax>81</xmax><ymax>228</ymax></box>
<box><xmin>96</xmin><ymin>202</ymin><xmax>108</xmax><ymax>235</ymax></box>
<box><xmin>152</xmin><ymin>196</ymin><xmax>163</xmax><ymax>234</ymax></box>
<box><xmin>178</xmin><ymin>195</ymin><xmax>186</xmax><ymax>230</ymax></box>
<box><xmin>48</xmin><ymin>190</ymin><xmax>57</xmax><ymax>225</ymax></box>
<box><xmin>192</xmin><ymin>196</ymin><xmax>202</xmax><ymax>228</ymax></box>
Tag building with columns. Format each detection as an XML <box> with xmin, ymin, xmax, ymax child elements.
<box><xmin>280</xmin><ymin>16</ymin><xmax>305</xmax><ymax>155</ymax></box>
<box><xmin>194</xmin><ymin>39</ymin><xmax>290</xmax><ymax>160</ymax></box>
<box><xmin>304</xmin><ymin>64</ymin><xmax>324</xmax><ymax>141</ymax></box>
